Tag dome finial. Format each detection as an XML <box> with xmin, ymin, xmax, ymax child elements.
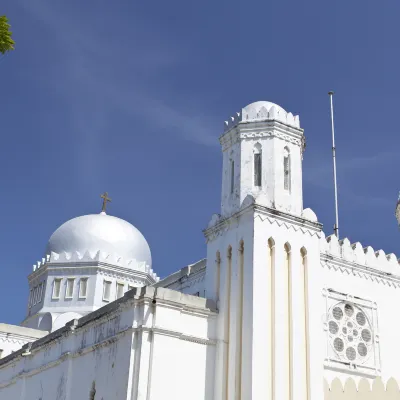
<box><xmin>100</xmin><ymin>192</ymin><xmax>112</xmax><ymax>214</ymax></box>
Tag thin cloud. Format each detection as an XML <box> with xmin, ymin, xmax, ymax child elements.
<box><xmin>18</xmin><ymin>0</ymin><xmax>219</xmax><ymax>151</ymax></box>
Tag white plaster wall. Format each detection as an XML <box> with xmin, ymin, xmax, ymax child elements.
<box><xmin>0</xmin><ymin>287</ymin><xmax>217</xmax><ymax>400</ymax></box>
<box><xmin>150</xmin><ymin>335</ymin><xmax>215</xmax><ymax>400</ymax></box>
<box><xmin>205</xmin><ymin>210</ymin><xmax>255</xmax><ymax>400</ymax></box>
<box><xmin>205</xmin><ymin>202</ymin><xmax>324</xmax><ymax>400</ymax></box>
<box><xmin>250</xmin><ymin>211</ymin><xmax>323</xmax><ymax>400</ymax></box>
<box><xmin>318</xmin><ymin>246</ymin><xmax>400</xmax><ymax>385</ymax></box>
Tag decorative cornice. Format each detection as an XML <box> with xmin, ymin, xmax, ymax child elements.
<box><xmin>0</xmin><ymin>337</ymin><xmax>26</xmax><ymax>346</ymax></box>
<box><xmin>97</xmin><ymin>269</ymin><xmax>145</xmax><ymax>286</ymax></box>
<box><xmin>204</xmin><ymin>202</ymin><xmax>322</xmax><ymax>243</ymax></box>
<box><xmin>320</xmin><ymin>255</ymin><xmax>400</xmax><ymax>288</ymax></box>
<box><xmin>220</xmin><ymin>119</ymin><xmax>304</xmax><ymax>152</ymax></box>
<box><xmin>254</xmin><ymin>205</ymin><xmax>322</xmax><ymax>237</ymax></box>
<box><xmin>29</xmin><ymin>260</ymin><xmax>158</xmax><ymax>285</ymax></box>
<box><xmin>29</xmin><ymin>250</ymin><xmax>159</xmax><ymax>282</ymax></box>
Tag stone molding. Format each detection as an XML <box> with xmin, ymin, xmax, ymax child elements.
<box><xmin>30</xmin><ymin>250</ymin><xmax>159</xmax><ymax>282</ymax></box>
<box><xmin>321</xmin><ymin>256</ymin><xmax>400</xmax><ymax>288</ymax></box>
<box><xmin>28</xmin><ymin>261</ymin><xmax>157</xmax><ymax>287</ymax></box>
<box><xmin>204</xmin><ymin>203</ymin><xmax>322</xmax><ymax>243</ymax></box>
<box><xmin>97</xmin><ymin>269</ymin><xmax>146</xmax><ymax>286</ymax></box>
<box><xmin>0</xmin><ymin>336</ymin><xmax>26</xmax><ymax>346</ymax></box>
<box><xmin>220</xmin><ymin>119</ymin><xmax>304</xmax><ymax>152</ymax></box>
<box><xmin>151</xmin><ymin>327</ymin><xmax>216</xmax><ymax>346</ymax></box>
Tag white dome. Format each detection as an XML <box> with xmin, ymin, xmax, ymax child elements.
<box><xmin>242</xmin><ymin>101</ymin><xmax>287</xmax><ymax>118</ymax></box>
<box><xmin>45</xmin><ymin>212</ymin><xmax>151</xmax><ymax>266</ymax></box>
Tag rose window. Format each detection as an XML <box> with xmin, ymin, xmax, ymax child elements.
<box><xmin>327</xmin><ymin>302</ymin><xmax>373</xmax><ymax>364</ymax></box>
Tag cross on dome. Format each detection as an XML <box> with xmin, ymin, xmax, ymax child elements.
<box><xmin>100</xmin><ymin>192</ymin><xmax>112</xmax><ymax>213</ymax></box>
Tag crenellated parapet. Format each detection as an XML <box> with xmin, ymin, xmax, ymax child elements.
<box><xmin>32</xmin><ymin>250</ymin><xmax>159</xmax><ymax>282</ymax></box>
<box><xmin>223</xmin><ymin>101</ymin><xmax>301</xmax><ymax>132</ymax></box>
<box><xmin>321</xmin><ymin>234</ymin><xmax>400</xmax><ymax>277</ymax></box>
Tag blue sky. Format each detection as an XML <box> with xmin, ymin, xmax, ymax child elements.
<box><xmin>1</xmin><ymin>0</ymin><xmax>399</xmax><ymax>324</ymax></box>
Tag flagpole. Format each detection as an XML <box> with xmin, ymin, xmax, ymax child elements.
<box><xmin>328</xmin><ymin>91</ymin><xmax>340</xmax><ymax>238</ymax></box>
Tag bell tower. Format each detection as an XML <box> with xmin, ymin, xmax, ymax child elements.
<box><xmin>205</xmin><ymin>101</ymin><xmax>323</xmax><ymax>400</ymax></box>
<box><xmin>220</xmin><ymin>101</ymin><xmax>305</xmax><ymax>218</ymax></box>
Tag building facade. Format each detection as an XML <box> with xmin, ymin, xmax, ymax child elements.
<box><xmin>0</xmin><ymin>100</ymin><xmax>398</xmax><ymax>399</ymax></box>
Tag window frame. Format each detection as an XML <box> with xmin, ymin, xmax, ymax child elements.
<box><xmin>39</xmin><ymin>282</ymin><xmax>45</xmax><ymax>303</ymax></box>
<box><xmin>65</xmin><ymin>277</ymin><xmax>75</xmax><ymax>299</ymax></box>
<box><xmin>254</xmin><ymin>153</ymin><xmax>262</xmax><ymax>187</ymax></box>
<box><xmin>79</xmin><ymin>277</ymin><xmax>89</xmax><ymax>299</ymax></box>
<box><xmin>103</xmin><ymin>280</ymin><xmax>112</xmax><ymax>302</ymax></box>
<box><xmin>116</xmin><ymin>282</ymin><xmax>125</xmax><ymax>299</ymax></box>
<box><xmin>52</xmin><ymin>278</ymin><xmax>62</xmax><ymax>300</ymax></box>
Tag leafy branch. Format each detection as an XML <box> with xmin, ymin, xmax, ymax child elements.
<box><xmin>0</xmin><ymin>16</ymin><xmax>15</xmax><ymax>54</ymax></box>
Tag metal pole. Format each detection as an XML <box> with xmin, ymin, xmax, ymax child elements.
<box><xmin>328</xmin><ymin>91</ymin><xmax>340</xmax><ymax>238</ymax></box>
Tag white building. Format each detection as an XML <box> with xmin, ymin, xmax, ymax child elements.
<box><xmin>0</xmin><ymin>100</ymin><xmax>398</xmax><ymax>400</ymax></box>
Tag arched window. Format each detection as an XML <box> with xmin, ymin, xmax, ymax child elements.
<box><xmin>254</xmin><ymin>143</ymin><xmax>262</xmax><ymax>187</ymax></box>
<box><xmin>284</xmin><ymin>147</ymin><xmax>291</xmax><ymax>192</ymax></box>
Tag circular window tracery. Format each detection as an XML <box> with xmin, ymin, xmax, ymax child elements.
<box><xmin>327</xmin><ymin>301</ymin><xmax>373</xmax><ymax>364</ymax></box>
